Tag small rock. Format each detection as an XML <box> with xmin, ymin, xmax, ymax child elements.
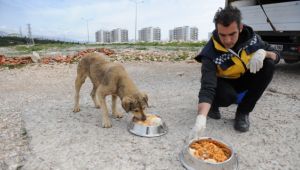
<box><xmin>186</xmin><ymin>60</ymin><xmax>196</xmax><ymax>64</ymax></box>
<box><xmin>31</xmin><ymin>52</ymin><xmax>41</xmax><ymax>63</ymax></box>
<box><xmin>176</xmin><ymin>72</ymin><xmax>184</xmax><ymax>76</ymax></box>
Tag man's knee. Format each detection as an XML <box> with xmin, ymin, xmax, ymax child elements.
<box><xmin>215</xmin><ymin>78</ymin><xmax>237</xmax><ymax>107</ymax></box>
<box><xmin>261</xmin><ymin>58</ymin><xmax>275</xmax><ymax>77</ymax></box>
<box><xmin>215</xmin><ymin>91</ymin><xmax>236</xmax><ymax>107</ymax></box>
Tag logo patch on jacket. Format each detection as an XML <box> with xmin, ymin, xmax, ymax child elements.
<box><xmin>244</xmin><ymin>35</ymin><xmax>260</xmax><ymax>54</ymax></box>
<box><xmin>213</xmin><ymin>53</ymin><xmax>235</xmax><ymax>70</ymax></box>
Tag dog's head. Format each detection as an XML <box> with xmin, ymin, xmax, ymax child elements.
<box><xmin>121</xmin><ymin>92</ymin><xmax>148</xmax><ymax>121</ymax></box>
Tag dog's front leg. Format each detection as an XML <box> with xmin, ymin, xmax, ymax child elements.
<box><xmin>73</xmin><ymin>75</ymin><xmax>86</xmax><ymax>112</ymax></box>
<box><xmin>112</xmin><ymin>95</ymin><xmax>123</xmax><ymax>119</ymax></box>
<box><xmin>98</xmin><ymin>94</ymin><xmax>112</xmax><ymax>128</ymax></box>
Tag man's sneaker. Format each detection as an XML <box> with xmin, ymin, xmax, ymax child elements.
<box><xmin>207</xmin><ymin>108</ymin><xmax>221</xmax><ymax>119</ymax></box>
<box><xmin>234</xmin><ymin>113</ymin><xmax>250</xmax><ymax>132</ymax></box>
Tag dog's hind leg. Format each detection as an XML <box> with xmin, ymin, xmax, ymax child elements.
<box><xmin>73</xmin><ymin>72</ymin><xmax>87</xmax><ymax>112</ymax></box>
<box><xmin>112</xmin><ymin>95</ymin><xmax>123</xmax><ymax>119</ymax></box>
<box><xmin>97</xmin><ymin>87</ymin><xmax>112</xmax><ymax>128</ymax></box>
<box><xmin>90</xmin><ymin>83</ymin><xmax>100</xmax><ymax>108</ymax></box>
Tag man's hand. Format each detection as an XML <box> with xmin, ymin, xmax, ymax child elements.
<box><xmin>248</xmin><ymin>49</ymin><xmax>266</xmax><ymax>73</ymax></box>
<box><xmin>188</xmin><ymin>114</ymin><xmax>207</xmax><ymax>142</ymax></box>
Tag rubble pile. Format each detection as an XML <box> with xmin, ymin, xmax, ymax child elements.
<box><xmin>0</xmin><ymin>48</ymin><xmax>115</xmax><ymax>66</ymax></box>
<box><xmin>110</xmin><ymin>49</ymin><xmax>196</xmax><ymax>62</ymax></box>
<box><xmin>0</xmin><ymin>47</ymin><xmax>197</xmax><ymax>68</ymax></box>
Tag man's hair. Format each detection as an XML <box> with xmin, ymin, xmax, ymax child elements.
<box><xmin>213</xmin><ymin>6</ymin><xmax>242</xmax><ymax>28</ymax></box>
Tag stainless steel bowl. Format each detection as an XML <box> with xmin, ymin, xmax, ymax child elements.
<box><xmin>127</xmin><ymin>114</ymin><xmax>168</xmax><ymax>137</ymax></box>
<box><xmin>179</xmin><ymin>137</ymin><xmax>239</xmax><ymax>170</ymax></box>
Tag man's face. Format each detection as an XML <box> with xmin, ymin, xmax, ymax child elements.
<box><xmin>217</xmin><ymin>22</ymin><xmax>242</xmax><ymax>49</ymax></box>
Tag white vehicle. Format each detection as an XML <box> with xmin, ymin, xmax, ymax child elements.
<box><xmin>226</xmin><ymin>0</ymin><xmax>300</xmax><ymax>63</ymax></box>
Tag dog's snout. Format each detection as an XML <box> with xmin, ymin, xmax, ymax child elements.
<box><xmin>141</xmin><ymin>114</ymin><xmax>147</xmax><ymax>121</ymax></box>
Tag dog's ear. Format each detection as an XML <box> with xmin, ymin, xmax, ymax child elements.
<box><xmin>122</xmin><ymin>96</ymin><xmax>133</xmax><ymax>113</ymax></box>
<box><xmin>141</xmin><ymin>92</ymin><xmax>149</xmax><ymax>107</ymax></box>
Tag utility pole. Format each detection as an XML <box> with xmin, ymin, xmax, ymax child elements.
<box><xmin>27</xmin><ymin>24</ymin><xmax>34</xmax><ymax>45</ymax></box>
<box><xmin>19</xmin><ymin>26</ymin><xmax>22</xmax><ymax>37</ymax></box>
<box><xmin>131</xmin><ymin>0</ymin><xmax>143</xmax><ymax>42</ymax></box>
<box><xmin>86</xmin><ymin>20</ymin><xmax>89</xmax><ymax>43</ymax></box>
<box><xmin>82</xmin><ymin>18</ymin><xmax>91</xmax><ymax>43</ymax></box>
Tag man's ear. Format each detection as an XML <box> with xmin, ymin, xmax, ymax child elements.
<box><xmin>239</xmin><ymin>24</ymin><xmax>243</xmax><ymax>33</ymax></box>
<box><xmin>122</xmin><ymin>96</ymin><xmax>133</xmax><ymax>113</ymax></box>
<box><xmin>141</xmin><ymin>92</ymin><xmax>149</xmax><ymax>107</ymax></box>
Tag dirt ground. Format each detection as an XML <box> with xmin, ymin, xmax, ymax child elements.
<box><xmin>0</xmin><ymin>60</ymin><xmax>299</xmax><ymax>170</ymax></box>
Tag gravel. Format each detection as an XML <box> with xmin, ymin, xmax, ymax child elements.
<box><xmin>0</xmin><ymin>60</ymin><xmax>299</xmax><ymax>170</ymax></box>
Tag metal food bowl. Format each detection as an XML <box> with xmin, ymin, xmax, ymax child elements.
<box><xmin>179</xmin><ymin>137</ymin><xmax>239</xmax><ymax>170</ymax></box>
<box><xmin>127</xmin><ymin>114</ymin><xmax>168</xmax><ymax>137</ymax></box>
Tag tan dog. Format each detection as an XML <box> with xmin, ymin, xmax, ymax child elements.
<box><xmin>73</xmin><ymin>53</ymin><xmax>148</xmax><ymax>128</ymax></box>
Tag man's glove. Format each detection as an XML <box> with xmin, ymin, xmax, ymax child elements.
<box><xmin>247</xmin><ymin>49</ymin><xmax>266</xmax><ymax>73</ymax></box>
<box><xmin>188</xmin><ymin>114</ymin><xmax>207</xmax><ymax>142</ymax></box>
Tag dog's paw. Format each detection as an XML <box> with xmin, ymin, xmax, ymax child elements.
<box><xmin>102</xmin><ymin>120</ymin><xmax>112</xmax><ymax>128</ymax></box>
<box><xmin>95</xmin><ymin>104</ymin><xmax>101</xmax><ymax>109</ymax></box>
<box><xmin>113</xmin><ymin>112</ymin><xmax>123</xmax><ymax>119</ymax></box>
<box><xmin>73</xmin><ymin>107</ymin><xmax>80</xmax><ymax>112</ymax></box>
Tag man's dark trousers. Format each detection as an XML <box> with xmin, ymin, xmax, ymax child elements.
<box><xmin>211</xmin><ymin>58</ymin><xmax>276</xmax><ymax>115</ymax></box>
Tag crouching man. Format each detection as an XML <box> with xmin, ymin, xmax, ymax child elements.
<box><xmin>190</xmin><ymin>5</ymin><xmax>280</xmax><ymax>139</ymax></box>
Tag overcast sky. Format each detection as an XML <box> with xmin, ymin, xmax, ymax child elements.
<box><xmin>0</xmin><ymin>0</ymin><xmax>225</xmax><ymax>42</ymax></box>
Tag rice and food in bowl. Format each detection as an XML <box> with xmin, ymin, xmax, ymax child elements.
<box><xmin>189</xmin><ymin>138</ymin><xmax>232</xmax><ymax>163</ymax></box>
<box><xmin>179</xmin><ymin>137</ymin><xmax>238</xmax><ymax>170</ymax></box>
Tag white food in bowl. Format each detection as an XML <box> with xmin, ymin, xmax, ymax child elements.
<box><xmin>151</xmin><ymin>117</ymin><xmax>162</xmax><ymax>126</ymax></box>
<box><xmin>134</xmin><ymin>114</ymin><xmax>162</xmax><ymax>126</ymax></box>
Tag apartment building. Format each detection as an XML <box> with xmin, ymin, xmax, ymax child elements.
<box><xmin>169</xmin><ymin>26</ymin><xmax>198</xmax><ymax>42</ymax></box>
<box><xmin>189</xmin><ymin>27</ymin><xmax>198</xmax><ymax>41</ymax></box>
<box><xmin>95</xmin><ymin>30</ymin><xmax>111</xmax><ymax>43</ymax></box>
<box><xmin>138</xmin><ymin>27</ymin><xmax>161</xmax><ymax>42</ymax></box>
<box><xmin>95</xmin><ymin>28</ymin><xmax>128</xmax><ymax>43</ymax></box>
<box><xmin>111</xmin><ymin>28</ymin><xmax>128</xmax><ymax>43</ymax></box>
<box><xmin>169</xmin><ymin>30</ymin><xmax>174</xmax><ymax>42</ymax></box>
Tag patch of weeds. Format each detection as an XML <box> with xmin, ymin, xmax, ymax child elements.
<box><xmin>135</xmin><ymin>47</ymin><xmax>147</xmax><ymax>50</ymax></box>
<box><xmin>15</xmin><ymin>43</ymin><xmax>75</xmax><ymax>53</ymax></box>
<box><xmin>0</xmin><ymin>64</ymin><xmax>27</xmax><ymax>69</ymax></box>
<box><xmin>173</xmin><ymin>52</ymin><xmax>189</xmax><ymax>61</ymax></box>
<box><xmin>149</xmin><ymin>56</ymin><xmax>155</xmax><ymax>61</ymax></box>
